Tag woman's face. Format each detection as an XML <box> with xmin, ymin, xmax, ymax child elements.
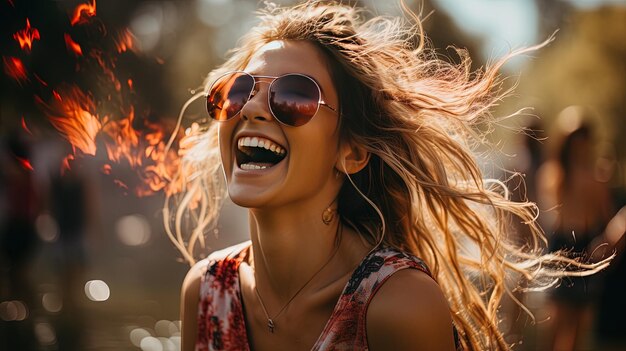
<box><xmin>218</xmin><ymin>40</ymin><xmax>341</xmax><ymax>209</ymax></box>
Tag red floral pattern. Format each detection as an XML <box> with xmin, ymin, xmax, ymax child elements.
<box><xmin>196</xmin><ymin>241</ymin><xmax>451</xmax><ymax>350</ymax></box>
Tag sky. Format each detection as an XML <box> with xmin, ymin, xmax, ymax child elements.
<box><xmin>434</xmin><ymin>0</ymin><xmax>626</xmax><ymax>65</ymax></box>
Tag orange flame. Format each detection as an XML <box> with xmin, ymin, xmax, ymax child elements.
<box><xmin>64</xmin><ymin>33</ymin><xmax>83</xmax><ymax>56</ymax></box>
<box><xmin>61</xmin><ymin>154</ymin><xmax>74</xmax><ymax>174</ymax></box>
<box><xmin>70</xmin><ymin>0</ymin><xmax>96</xmax><ymax>26</ymax></box>
<box><xmin>38</xmin><ymin>84</ymin><xmax>180</xmax><ymax>196</ymax></box>
<box><xmin>38</xmin><ymin>86</ymin><xmax>101</xmax><ymax>156</ymax></box>
<box><xmin>99</xmin><ymin>108</ymin><xmax>180</xmax><ymax>196</ymax></box>
<box><xmin>13</xmin><ymin>19</ymin><xmax>40</xmax><ymax>52</ymax></box>
<box><xmin>19</xmin><ymin>0</ymin><xmax>182</xmax><ymax>197</ymax></box>
<box><xmin>21</xmin><ymin>116</ymin><xmax>33</xmax><ymax>135</ymax></box>
<box><xmin>3</xmin><ymin>56</ymin><xmax>28</xmax><ymax>85</ymax></box>
<box><xmin>115</xmin><ymin>29</ymin><xmax>135</xmax><ymax>53</ymax></box>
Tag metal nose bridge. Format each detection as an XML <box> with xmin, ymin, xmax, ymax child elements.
<box><xmin>249</xmin><ymin>76</ymin><xmax>276</xmax><ymax>98</ymax></box>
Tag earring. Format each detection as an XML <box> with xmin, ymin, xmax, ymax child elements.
<box><xmin>322</xmin><ymin>207</ymin><xmax>335</xmax><ymax>225</ymax></box>
<box><xmin>334</xmin><ymin>169</ymin><xmax>343</xmax><ymax>179</ymax></box>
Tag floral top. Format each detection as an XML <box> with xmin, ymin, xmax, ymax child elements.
<box><xmin>196</xmin><ymin>241</ymin><xmax>458</xmax><ymax>350</ymax></box>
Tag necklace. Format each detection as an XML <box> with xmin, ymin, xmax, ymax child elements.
<box><xmin>253</xmin><ymin>223</ymin><xmax>343</xmax><ymax>333</ymax></box>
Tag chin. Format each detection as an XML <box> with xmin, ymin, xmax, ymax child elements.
<box><xmin>226</xmin><ymin>183</ymin><xmax>277</xmax><ymax>209</ymax></box>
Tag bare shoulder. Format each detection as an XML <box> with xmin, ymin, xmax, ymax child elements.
<box><xmin>180</xmin><ymin>258</ymin><xmax>210</xmax><ymax>351</ymax></box>
<box><xmin>182</xmin><ymin>258</ymin><xmax>209</xmax><ymax>299</ymax></box>
<box><xmin>366</xmin><ymin>268</ymin><xmax>456</xmax><ymax>351</ymax></box>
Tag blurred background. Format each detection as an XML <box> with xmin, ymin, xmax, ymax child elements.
<box><xmin>1</xmin><ymin>0</ymin><xmax>625</xmax><ymax>350</ymax></box>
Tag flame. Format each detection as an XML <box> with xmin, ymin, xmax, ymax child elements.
<box><xmin>99</xmin><ymin>108</ymin><xmax>180</xmax><ymax>196</ymax></box>
<box><xmin>8</xmin><ymin>1</ymin><xmax>182</xmax><ymax>197</ymax></box>
<box><xmin>38</xmin><ymin>86</ymin><xmax>101</xmax><ymax>156</ymax></box>
<box><xmin>70</xmin><ymin>0</ymin><xmax>97</xmax><ymax>26</ymax></box>
<box><xmin>90</xmin><ymin>50</ymin><xmax>119</xmax><ymax>90</ymax></box>
<box><xmin>21</xmin><ymin>116</ymin><xmax>33</xmax><ymax>135</ymax></box>
<box><xmin>64</xmin><ymin>34</ymin><xmax>83</xmax><ymax>56</ymax></box>
<box><xmin>61</xmin><ymin>155</ymin><xmax>74</xmax><ymax>174</ymax></box>
<box><xmin>3</xmin><ymin>56</ymin><xmax>28</xmax><ymax>85</ymax></box>
<box><xmin>115</xmin><ymin>29</ymin><xmax>135</xmax><ymax>53</ymax></box>
<box><xmin>34</xmin><ymin>73</ymin><xmax>48</xmax><ymax>86</ymax></box>
<box><xmin>15</xmin><ymin>157</ymin><xmax>34</xmax><ymax>171</ymax></box>
<box><xmin>38</xmin><ymin>84</ymin><xmax>180</xmax><ymax>196</ymax></box>
<box><xmin>13</xmin><ymin>19</ymin><xmax>40</xmax><ymax>52</ymax></box>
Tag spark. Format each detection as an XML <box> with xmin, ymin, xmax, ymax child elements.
<box><xmin>64</xmin><ymin>33</ymin><xmax>83</xmax><ymax>56</ymax></box>
<box><xmin>70</xmin><ymin>0</ymin><xmax>97</xmax><ymax>26</ymax></box>
<box><xmin>13</xmin><ymin>19</ymin><xmax>40</xmax><ymax>52</ymax></box>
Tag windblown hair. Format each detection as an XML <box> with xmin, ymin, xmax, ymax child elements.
<box><xmin>165</xmin><ymin>1</ymin><xmax>610</xmax><ymax>349</ymax></box>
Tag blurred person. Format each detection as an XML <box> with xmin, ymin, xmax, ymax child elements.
<box><xmin>45</xmin><ymin>164</ymin><xmax>94</xmax><ymax>351</ymax></box>
<box><xmin>587</xmin><ymin>144</ymin><xmax>626</xmax><ymax>350</ymax></box>
<box><xmin>167</xmin><ymin>2</ymin><xmax>611</xmax><ymax>350</ymax></box>
<box><xmin>545</xmin><ymin>124</ymin><xmax>614</xmax><ymax>351</ymax></box>
<box><xmin>592</xmin><ymin>205</ymin><xmax>626</xmax><ymax>351</ymax></box>
<box><xmin>0</xmin><ymin>132</ymin><xmax>39</xmax><ymax>350</ymax></box>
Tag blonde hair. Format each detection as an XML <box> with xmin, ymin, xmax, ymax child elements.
<box><xmin>165</xmin><ymin>1</ymin><xmax>611</xmax><ymax>349</ymax></box>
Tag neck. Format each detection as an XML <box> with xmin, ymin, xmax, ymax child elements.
<box><xmin>248</xmin><ymin>201</ymin><xmax>341</xmax><ymax>301</ymax></box>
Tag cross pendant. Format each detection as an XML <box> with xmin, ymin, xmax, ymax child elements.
<box><xmin>268</xmin><ymin>319</ymin><xmax>275</xmax><ymax>333</ymax></box>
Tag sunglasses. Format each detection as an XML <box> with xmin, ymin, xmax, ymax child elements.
<box><xmin>206</xmin><ymin>71</ymin><xmax>337</xmax><ymax>127</ymax></box>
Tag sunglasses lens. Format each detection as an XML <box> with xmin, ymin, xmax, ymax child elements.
<box><xmin>270</xmin><ymin>75</ymin><xmax>320</xmax><ymax>127</ymax></box>
<box><xmin>207</xmin><ymin>72</ymin><xmax>253</xmax><ymax>121</ymax></box>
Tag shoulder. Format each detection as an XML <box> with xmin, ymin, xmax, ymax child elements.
<box><xmin>366</xmin><ymin>268</ymin><xmax>456</xmax><ymax>351</ymax></box>
<box><xmin>179</xmin><ymin>241</ymin><xmax>250</xmax><ymax>351</ymax></box>
<box><xmin>180</xmin><ymin>257</ymin><xmax>208</xmax><ymax>351</ymax></box>
<box><xmin>180</xmin><ymin>240</ymin><xmax>250</xmax><ymax>295</ymax></box>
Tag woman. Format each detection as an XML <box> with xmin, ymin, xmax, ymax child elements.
<box><xmin>546</xmin><ymin>123</ymin><xmax>614</xmax><ymax>350</ymax></box>
<box><xmin>168</xmin><ymin>2</ymin><xmax>609</xmax><ymax>350</ymax></box>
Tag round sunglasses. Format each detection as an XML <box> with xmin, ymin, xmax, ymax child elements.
<box><xmin>206</xmin><ymin>71</ymin><xmax>337</xmax><ymax>127</ymax></box>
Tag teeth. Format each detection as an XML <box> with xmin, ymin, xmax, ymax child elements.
<box><xmin>240</xmin><ymin>163</ymin><xmax>269</xmax><ymax>170</ymax></box>
<box><xmin>237</xmin><ymin>136</ymin><xmax>286</xmax><ymax>156</ymax></box>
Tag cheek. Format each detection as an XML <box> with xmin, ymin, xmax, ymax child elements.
<box><xmin>291</xmin><ymin>125</ymin><xmax>339</xmax><ymax>169</ymax></box>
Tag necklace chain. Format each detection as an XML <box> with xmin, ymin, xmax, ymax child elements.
<box><xmin>253</xmin><ymin>223</ymin><xmax>342</xmax><ymax>333</ymax></box>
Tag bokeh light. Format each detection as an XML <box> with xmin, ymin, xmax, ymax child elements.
<box><xmin>129</xmin><ymin>320</ymin><xmax>182</xmax><ymax>350</ymax></box>
<box><xmin>35</xmin><ymin>212</ymin><xmax>60</xmax><ymax>242</ymax></box>
<box><xmin>154</xmin><ymin>319</ymin><xmax>177</xmax><ymax>336</ymax></box>
<box><xmin>116</xmin><ymin>214</ymin><xmax>152</xmax><ymax>246</ymax></box>
<box><xmin>130</xmin><ymin>1</ymin><xmax>179</xmax><ymax>53</ymax></box>
<box><xmin>34</xmin><ymin>321</ymin><xmax>57</xmax><ymax>346</ymax></box>
<box><xmin>0</xmin><ymin>300</ymin><xmax>28</xmax><ymax>321</ymax></box>
<box><xmin>196</xmin><ymin>0</ymin><xmax>234</xmax><ymax>27</ymax></box>
<box><xmin>41</xmin><ymin>292</ymin><xmax>63</xmax><ymax>313</ymax></box>
<box><xmin>556</xmin><ymin>105</ymin><xmax>585</xmax><ymax>134</ymax></box>
<box><xmin>130</xmin><ymin>327</ymin><xmax>151</xmax><ymax>347</ymax></box>
<box><xmin>84</xmin><ymin>280</ymin><xmax>111</xmax><ymax>302</ymax></box>
<box><xmin>140</xmin><ymin>336</ymin><xmax>163</xmax><ymax>351</ymax></box>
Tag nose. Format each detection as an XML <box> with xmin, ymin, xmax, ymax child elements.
<box><xmin>240</xmin><ymin>81</ymin><xmax>274</xmax><ymax>123</ymax></box>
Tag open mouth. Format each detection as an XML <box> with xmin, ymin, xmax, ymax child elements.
<box><xmin>236</xmin><ymin>136</ymin><xmax>287</xmax><ymax>170</ymax></box>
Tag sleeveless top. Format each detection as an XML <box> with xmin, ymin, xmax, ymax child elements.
<box><xmin>195</xmin><ymin>241</ymin><xmax>459</xmax><ymax>350</ymax></box>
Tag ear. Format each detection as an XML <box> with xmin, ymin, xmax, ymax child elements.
<box><xmin>336</xmin><ymin>139</ymin><xmax>370</xmax><ymax>175</ymax></box>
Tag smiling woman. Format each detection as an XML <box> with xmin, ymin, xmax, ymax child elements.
<box><xmin>165</xmin><ymin>1</ymin><xmax>611</xmax><ymax>350</ymax></box>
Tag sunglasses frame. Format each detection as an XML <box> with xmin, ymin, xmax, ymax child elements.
<box><xmin>206</xmin><ymin>70</ymin><xmax>337</xmax><ymax>127</ymax></box>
